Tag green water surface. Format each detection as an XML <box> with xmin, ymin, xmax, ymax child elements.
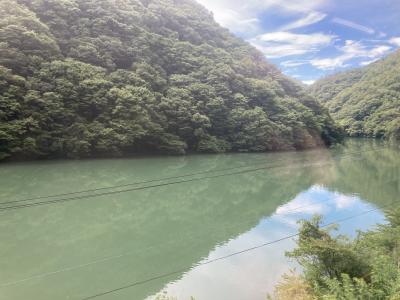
<box><xmin>0</xmin><ymin>139</ymin><xmax>398</xmax><ymax>300</ymax></box>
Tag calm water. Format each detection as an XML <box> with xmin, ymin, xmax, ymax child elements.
<box><xmin>0</xmin><ymin>139</ymin><xmax>399</xmax><ymax>300</ymax></box>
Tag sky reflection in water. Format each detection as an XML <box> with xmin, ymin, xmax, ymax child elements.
<box><xmin>154</xmin><ymin>186</ymin><xmax>386</xmax><ymax>300</ymax></box>
<box><xmin>0</xmin><ymin>139</ymin><xmax>397</xmax><ymax>300</ymax></box>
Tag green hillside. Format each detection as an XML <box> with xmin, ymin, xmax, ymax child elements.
<box><xmin>310</xmin><ymin>50</ymin><xmax>400</xmax><ymax>139</ymax></box>
<box><xmin>0</xmin><ymin>0</ymin><xmax>341</xmax><ymax>160</ymax></box>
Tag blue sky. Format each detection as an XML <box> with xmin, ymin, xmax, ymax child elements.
<box><xmin>196</xmin><ymin>0</ymin><xmax>400</xmax><ymax>84</ymax></box>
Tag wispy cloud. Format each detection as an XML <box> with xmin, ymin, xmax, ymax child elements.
<box><xmin>280</xmin><ymin>60</ymin><xmax>310</xmax><ymax>67</ymax></box>
<box><xmin>360</xmin><ymin>58</ymin><xmax>379</xmax><ymax>66</ymax></box>
<box><xmin>250</xmin><ymin>31</ymin><xmax>335</xmax><ymax>58</ymax></box>
<box><xmin>333</xmin><ymin>194</ymin><xmax>357</xmax><ymax>209</ymax></box>
<box><xmin>275</xmin><ymin>194</ymin><xmax>327</xmax><ymax>216</ymax></box>
<box><xmin>196</xmin><ymin>0</ymin><xmax>329</xmax><ymax>35</ymax></box>
<box><xmin>310</xmin><ymin>57</ymin><xmax>349</xmax><ymax>70</ymax></box>
<box><xmin>378</xmin><ymin>32</ymin><xmax>387</xmax><ymax>38</ymax></box>
<box><xmin>310</xmin><ymin>40</ymin><xmax>391</xmax><ymax>70</ymax></box>
<box><xmin>389</xmin><ymin>37</ymin><xmax>400</xmax><ymax>47</ymax></box>
<box><xmin>280</xmin><ymin>11</ymin><xmax>327</xmax><ymax>31</ymax></box>
<box><xmin>195</xmin><ymin>3</ymin><xmax>261</xmax><ymax>35</ymax></box>
<box><xmin>196</xmin><ymin>0</ymin><xmax>396</xmax><ymax>81</ymax></box>
<box><xmin>302</xmin><ymin>80</ymin><xmax>316</xmax><ymax>85</ymax></box>
<box><xmin>332</xmin><ymin>17</ymin><xmax>375</xmax><ymax>34</ymax></box>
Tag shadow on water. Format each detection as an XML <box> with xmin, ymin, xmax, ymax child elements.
<box><xmin>0</xmin><ymin>139</ymin><xmax>398</xmax><ymax>300</ymax></box>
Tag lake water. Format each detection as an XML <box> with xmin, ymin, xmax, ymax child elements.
<box><xmin>0</xmin><ymin>139</ymin><xmax>399</xmax><ymax>300</ymax></box>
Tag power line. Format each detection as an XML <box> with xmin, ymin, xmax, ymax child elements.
<box><xmin>0</xmin><ymin>192</ymin><xmax>349</xmax><ymax>287</ymax></box>
<box><xmin>4</xmin><ymin>174</ymin><xmax>397</xmax><ymax>288</ymax></box>
<box><xmin>0</xmin><ymin>150</ymin><xmax>374</xmax><ymax>212</ymax></box>
<box><xmin>80</xmin><ymin>203</ymin><xmax>393</xmax><ymax>300</ymax></box>
<box><xmin>0</xmin><ymin>147</ymin><xmax>392</xmax><ymax>297</ymax></box>
<box><xmin>0</xmin><ymin>149</ymin><xmax>379</xmax><ymax>206</ymax></box>
<box><xmin>0</xmin><ymin>150</ymin><xmax>377</xmax><ymax>212</ymax></box>
<box><xmin>0</xmin><ymin>154</ymin><xmax>289</xmax><ymax>205</ymax></box>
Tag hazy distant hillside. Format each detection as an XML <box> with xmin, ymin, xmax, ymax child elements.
<box><xmin>310</xmin><ymin>50</ymin><xmax>400</xmax><ymax>140</ymax></box>
<box><xmin>0</xmin><ymin>0</ymin><xmax>341</xmax><ymax>160</ymax></box>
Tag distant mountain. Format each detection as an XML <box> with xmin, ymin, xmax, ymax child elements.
<box><xmin>310</xmin><ymin>50</ymin><xmax>400</xmax><ymax>140</ymax></box>
<box><xmin>0</xmin><ymin>0</ymin><xmax>341</xmax><ymax>160</ymax></box>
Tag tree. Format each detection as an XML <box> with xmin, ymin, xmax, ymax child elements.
<box><xmin>283</xmin><ymin>209</ymin><xmax>400</xmax><ymax>299</ymax></box>
<box><xmin>0</xmin><ymin>0</ymin><xmax>342</xmax><ymax>161</ymax></box>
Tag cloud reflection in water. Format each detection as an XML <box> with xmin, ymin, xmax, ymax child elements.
<box><xmin>151</xmin><ymin>185</ymin><xmax>386</xmax><ymax>300</ymax></box>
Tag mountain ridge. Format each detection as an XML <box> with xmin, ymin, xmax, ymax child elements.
<box><xmin>310</xmin><ymin>50</ymin><xmax>400</xmax><ymax>139</ymax></box>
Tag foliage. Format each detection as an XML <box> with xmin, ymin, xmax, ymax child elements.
<box><xmin>282</xmin><ymin>208</ymin><xmax>400</xmax><ymax>299</ymax></box>
<box><xmin>310</xmin><ymin>51</ymin><xmax>400</xmax><ymax>140</ymax></box>
<box><xmin>269</xmin><ymin>270</ymin><xmax>316</xmax><ymax>300</ymax></box>
<box><xmin>0</xmin><ymin>0</ymin><xmax>342</xmax><ymax>160</ymax></box>
<box><xmin>154</xmin><ymin>291</ymin><xmax>195</xmax><ymax>300</ymax></box>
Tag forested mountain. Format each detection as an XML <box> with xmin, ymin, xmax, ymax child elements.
<box><xmin>0</xmin><ymin>0</ymin><xmax>341</xmax><ymax>160</ymax></box>
<box><xmin>310</xmin><ymin>50</ymin><xmax>400</xmax><ymax>140</ymax></box>
<box><xmin>309</xmin><ymin>69</ymin><xmax>365</xmax><ymax>103</ymax></box>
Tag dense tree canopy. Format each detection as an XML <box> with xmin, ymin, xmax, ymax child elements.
<box><xmin>272</xmin><ymin>209</ymin><xmax>400</xmax><ymax>299</ymax></box>
<box><xmin>310</xmin><ymin>50</ymin><xmax>400</xmax><ymax>140</ymax></box>
<box><xmin>0</xmin><ymin>0</ymin><xmax>342</xmax><ymax>160</ymax></box>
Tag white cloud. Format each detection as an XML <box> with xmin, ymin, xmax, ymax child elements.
<box><xmin>195</xmin><ymin>1</ymin><xmax>257</xmax><ymax>34</ymax></box>
<box><xmin>332</xmin><ymin>17</ymin><xmax>375</xmax><ymax>35</ymax></box>
<box><xmin>310</xmin><ymin>57</ymin><xmax>349</xmax><ymax>70</ymax></box>
<box><xmin>302</xmin><ymin>80</ymin><xmax>316</xmax><ymax>85</ymax></box>
<box><xmin>333</xmin><ymin>194</ymin><xmax>357</xmax><ymax>209</ymax></box>
<box><xmin>280</xmin><ymin>60</ymin><xmax>309</xmax><ymax>67</ymax></box>
<box><xmin>275</xmin><ymin>195</ymin><xmax>327</xmax><ymax>216</ymax></box>
<box><xmin>389</xmin><ymin>37</ymin><xmax>400</xmax><ymax>47</ymax></box>
<box><xmin>310</xmin><ymin>40</ymin><xmax>392</xmax><ymax>70</ymax></box>
<box><xmin>275</xmin><ymin>0</ymin><xmax>329</xmax><ymax>13</ymax></box>
<box><xmin>360</xmin><ymin>58</ymin><xmax>379</xmax><ymax>66</ymax></box>
<box><xmin>280</xmin><ymin>11</ymin><xmax>326</xmax><ymax>31</ymax></box>
<box><xmin>196</xmin><ymin>0</ymin><xmax>329</xmax><ymax>34</ymax></box>
<box><xmin>250</xmin><ymin>31</ymin><xmax>335</xmax><ymax>58</ymax></box>
<box><xmin>378</xmin><ymin>32</ymin><xmax>387</xmax><ymax>38</ymax></box>
<box><xmin>196</xmin><ymin>0</ymin><xmax>392</xmax><ymax>77</ymax></box>
<box><xmin>207</xmin><ymin>7</ymin><xmax>261</xmax><ymax>35</ymax></box>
